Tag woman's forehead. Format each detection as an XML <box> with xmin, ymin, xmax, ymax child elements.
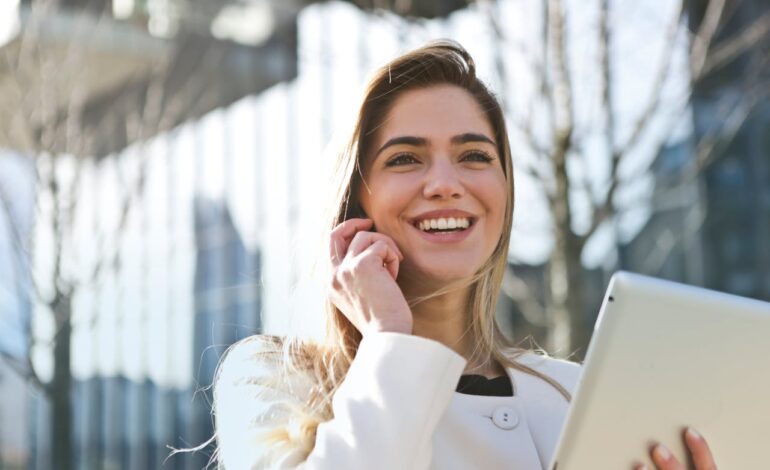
<box><xmin>374</xmin><ymin>85</ymin><xmax>495</xmax><ymax>147</ymax></box>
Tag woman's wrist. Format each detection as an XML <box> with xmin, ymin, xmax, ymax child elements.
<box><xmin>365</xmin><ymin>318</ymin><xmax>413</xmax><ymax>336</ymax></box>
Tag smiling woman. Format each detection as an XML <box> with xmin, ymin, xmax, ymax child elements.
<box><xmin>212</xmin><ymin>38</ymin><xmax>578</xmax><ymax>470</ymax></box>
<box><xmin>211</xmin><ymin>40</ymin><xmax>718</xmax><ymax>470</ymax></box>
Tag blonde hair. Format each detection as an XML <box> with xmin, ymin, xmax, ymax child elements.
<box><xmin>213</xmin><ymin>39</ymin><xmax>572</xmax><ymax>466</ymax></box>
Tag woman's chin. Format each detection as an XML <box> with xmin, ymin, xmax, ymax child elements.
<box><xmin>398</xmin><ymin>261</ymin><xmax>479</xmax><ymax>287</ymax></box>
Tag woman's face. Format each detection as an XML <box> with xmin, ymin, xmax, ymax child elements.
<box><xmin>358</xmin><ymin>84</ymin><xmax>508</xmax><ymax>284</ymax></box>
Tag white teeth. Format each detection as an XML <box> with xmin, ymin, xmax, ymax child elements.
<box><xmin>416</xmin><ymin>217</ymin><xmax>471</xmax><ymax>232</ymax></box>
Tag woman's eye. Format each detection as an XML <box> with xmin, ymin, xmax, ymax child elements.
<box><xmin>462</xmin><ymin>151</ymin><xmax>494</xmax><ymax>163</ymax></box>
<box><xmin>385</xmin><ymin>153</ymin><xmax>419</xmax><ymax>167</ymax></box>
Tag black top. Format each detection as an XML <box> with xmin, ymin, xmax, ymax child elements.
<box><xmin>456</xmin><ymin>374</ymin><xmax>514</xmax><ymax>397</ymax></box>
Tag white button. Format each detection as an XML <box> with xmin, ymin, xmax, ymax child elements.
<box><xmin>492</xmin><ymin>406</ymin><xmax>519</xmax><ymax>430</ymax></box>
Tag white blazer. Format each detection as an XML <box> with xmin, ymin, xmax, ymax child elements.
<box><xmin>215</xmin><ymin>332</ymin><xmax>582</xmax><ymax>470</ymax></box>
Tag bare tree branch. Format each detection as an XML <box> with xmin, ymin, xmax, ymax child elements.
<box><xmin>481</xmin><ymin>0</ymin><xmax>560</xmax><ymax>203</ymax></box>
<box><xmin>1</xmin><ymin>349</ymin><xmax>43</xmax><ymax>390</ymax></box>
<box><xmin>516</xmin><ymin>97</ymin><xmax>553</xmax><ymax>160</ymax></box>
<box><xmin>0</xmin><ymin>173</ymin><xmax>44</xmax><ymax>387</ymax></box>
<box><xmin>615</xmin><ymin>2</ymin><xmax>685</xmax><ymax>157</ymax></box>
<box><xmin>0</xmin><ymin>180</ymin><xmax>32</xmax><ymax>283</ymax></box>
<box><xmin>509</xmin><ymin>116</ymin><xmax>554</xmax><ymax>181</ymax></box>
<box><xmin>701</xmin><ymin>9</ymin><xmax>770</xmax><ymax>76</ymax></box>
<box><xmin>481</xmin><ymin>0</ymin><xmax>553</xmax><ymax>138</ymax></box>
<box><xmin>537</xmin><ymin>0</ymin><xmax>553</xmax><ymax>140</ymax></box>
<box><xmin>640</xmin><ymin>207</ymin><xmax>707</xmax><ymax>275</ymax></box>
<box><xmin>598</xmin><ymin>0</ymin><xmax>614</xmax><ymax>156</ymax></box>
<box><xmin>547</xmin><ymin>0</ymin><xmax>574</xmax><ymax>148</ymax></box>
<box><xmin>546</xmin><ymin>0</ymin><xmax>576</xmax><ymax>242</ymax></box>
<box><xmin>691</xmin><ymin>86</ymin><xmax>768</xmax><ymax>173</ymax></box>
<box><xmin>636</xmin><ymin>54</ymin><xmax>769</xmax><ymax>192</ymax></box>
<box><xmin>580</xmin><ymin>2</ymin><xmax>688</xmax><ymax>243</ymax></box>
<box><xmin>501</xmin><ymin>267</ymin><xmax>548</xmax><ymax>327</ymax></box>
<box><xmin>689</xmin><ymin>0</ymin><xmax>727</xmax><ymax>78</ymax></box>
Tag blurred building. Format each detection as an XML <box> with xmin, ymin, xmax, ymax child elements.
<box><xmin>2</xmin><ymin>0</ymin><xmax>294</xmax><ymax>468</ymax></box>
<box><xmin>691</xmin><ymin>0</ymin><xmax>770</xmax><ymax>300</ymax></box>
<box><xmin>623</xmin><ymin>0</ymin><xmax>770</xmax><ymax>302</ymax></box>
<box><xmin>189</xmin><ymin>196</ymin><xmax>262</xmax><ymax>467</ymax></box>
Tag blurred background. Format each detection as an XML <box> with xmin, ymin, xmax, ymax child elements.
<box><xmin>0</xmin><ymin>0</ymin><xmax>768</xmax><ymax>468</ymax></box>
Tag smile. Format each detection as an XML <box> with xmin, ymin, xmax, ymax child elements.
<box><xmin>409</xmin><ymin>216</ymin><xmax>477</xmax><ymax>244</ymax></box>
<box><xmin>416</xmin><ymin>217</ymin><xmax>472</xmax><ymax>232</ymax></box>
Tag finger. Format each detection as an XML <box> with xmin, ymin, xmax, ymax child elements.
<box><xmin>361</xmin><ymin>240</ymin><xmax>400</xmax><ymax>280</ymax></box>
<box><xmin>684</xmin><ymin>428</ymin><xmax>716</xmax><ymax>470</ymax></box>
<box><xmin>348</xmin><ymin>232</ymin><xmax>403</xmax><ymax>261</ymax></box>
<box><xmin>330</xmin><ymin>218</ymin><xmax>374</xmax><ymax>265</ymax></box>
<box><xmin>651</xmin><ymin>443</ymin><xmax>684</xmax><ymax>470</ymax></box>
<box><xmin>381</xmin><ymin>243</ymin><xmax>400</xmax><ymax>280</ymax></box>
<box><xmin>348</xmin><ymin>231</ymin><xmax>403</xmax><ymax>260</ymax></box>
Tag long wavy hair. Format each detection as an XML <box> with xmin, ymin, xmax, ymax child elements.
<box><xmin>213</xmin><ymin>39</ymin><xmax>571</xmax><ymax>466</ymax></box>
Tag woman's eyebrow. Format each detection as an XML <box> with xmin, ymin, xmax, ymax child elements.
<box><xmin>375</xmin><ymin>136</ymin><xmax>427</xmax><ymax>158</ymax></box>
<box><xmin>450</xmin><ymin>132</ymin><xmax>496</xmax><ymax>147</ymax></box>
<box><xmin>374</xmin><ymin>132</ymin><xmax>496</xmax><ymax>159</ymax></box>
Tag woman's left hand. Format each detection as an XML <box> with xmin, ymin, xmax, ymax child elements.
<box><xmin>635</xmin><ymin>427</ymin><xmax>717</xmax><ymax>470</ymax></box>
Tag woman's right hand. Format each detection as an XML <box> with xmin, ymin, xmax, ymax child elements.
<box><xmin>328</xmin><ymin>218</ymin><xmax>413</xmax><ymax>336</ymax></box>
<box><xmin>633</xmin><ymin>427</ymin><xmax>717</xmax><ymax>470</ymax></box>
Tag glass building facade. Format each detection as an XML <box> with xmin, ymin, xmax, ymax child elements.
<box><xmin>624</xmin><ymin>0</ymin><xmax>770</xmax><ymax>303</ymax></box>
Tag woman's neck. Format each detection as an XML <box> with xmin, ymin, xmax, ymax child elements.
<box><xmin>403</xmin><ymin>287</ymin><xmax>499</xmax><ymax>376</ymax></box>
<box><xmin>410</xmin><ymin>290</ymin><xmax>472</xmax><ymax>358</ymax></box>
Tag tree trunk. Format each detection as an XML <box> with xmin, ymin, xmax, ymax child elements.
<box><xmin>546</xmin><ymin>120</ymin><xmax>588</xmax><ymax>357</ymax></box>
<box><xmin>49</xmin><ymin>293</ymin><xmax>73</xmax><ymax>470</ymax></box>
<box><xmin>546</xmin><ymin>225</ymin><xmax>586</xmax><ymax>357</ymax></box>
<box><xmin>565</xmin><ymin>239</ymin><xmax>589</xmax><ymax>358</ymax></box>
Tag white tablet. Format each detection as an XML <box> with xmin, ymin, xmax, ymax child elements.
<box><xmin>549</xmin><ymin>271</ymin><xmax>770</xmax><ymax>470</ymax></box>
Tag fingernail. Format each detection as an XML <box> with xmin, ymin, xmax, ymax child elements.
<box><xmin>653</xmin><ymin>444</ymin><xmax>671</xmax><ymax>461</ymax></box>
<box><xmin>686</xmin><ymin>427</ymin><xmax>701</xmax><ymax>441</ymax></box>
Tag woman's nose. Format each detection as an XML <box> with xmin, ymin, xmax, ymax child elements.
<box><xmin>422</xmin><ymin>160</ymin><xmax>465</xmax><ymax>200</ymax></box>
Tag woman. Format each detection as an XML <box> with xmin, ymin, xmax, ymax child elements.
<box><xmin>213</xmin><ymin>40</ymin><xmax>717</xmax><ymax>470</ymax></box>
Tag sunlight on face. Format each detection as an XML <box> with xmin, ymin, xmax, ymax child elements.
<box><xmin>359</xmin><ymin>85</ymin><xmax>508</xmax><ymax>284</ymax></box>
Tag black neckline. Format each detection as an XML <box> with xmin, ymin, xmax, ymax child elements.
<box><xmin>456</xmin><ymin>374</ymin><xmax>514</xmax><ymax>397</ymax></box>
